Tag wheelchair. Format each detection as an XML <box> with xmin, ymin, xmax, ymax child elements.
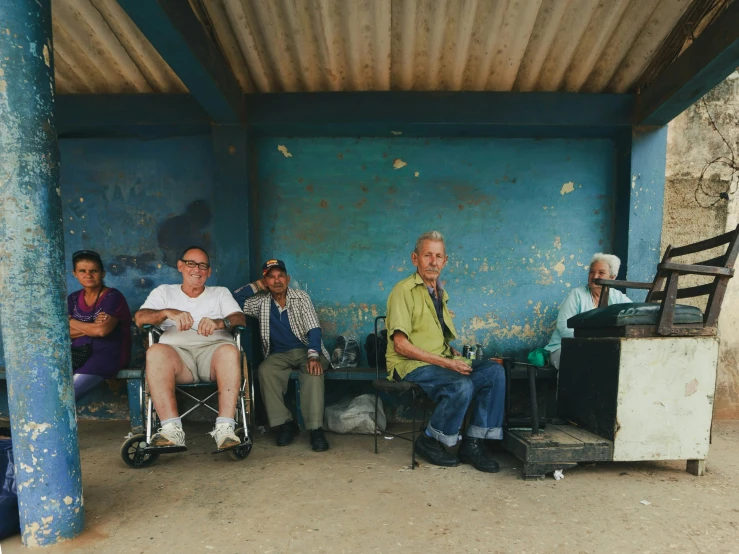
<box><xmin>120</xmin><ymin>324</ymin><xmax>255</xmax><ymax>468</ymax></box>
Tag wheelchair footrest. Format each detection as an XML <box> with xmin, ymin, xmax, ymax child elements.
<box><xmin>211</xmin><ymin>439</ymin><xmax>251</xmax><ymax>455</ymax></box>
<box><xmin>144</xmin><ymin>445</ymin><xmax>188</xmax><ymax>454</ymax></box>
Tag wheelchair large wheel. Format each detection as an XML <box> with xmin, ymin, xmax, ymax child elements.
<box><xmin>229</xmin><ymin>427</ymin><xmax>253</xmax><ymax>461</ymax></box>
<box><xmin>121</xmin><ymin>433</ymin><xmax>160</xmax><ymax>468</ymax></box>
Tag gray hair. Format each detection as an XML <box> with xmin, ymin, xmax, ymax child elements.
<box><xmin>590</xmin><ymin>252</ymin><xmax>621</xmax><ymax>278</ymax></box>
<box><xmin>414</xmin><ymin>231</ymin><xmax>446</xmax><ymax>254</ymax></box>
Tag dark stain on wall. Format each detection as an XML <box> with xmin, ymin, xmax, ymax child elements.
<box><xmin>157</xmin><ymin>199</ymin><xmax>212</xmax><ymax>267</ymax></box>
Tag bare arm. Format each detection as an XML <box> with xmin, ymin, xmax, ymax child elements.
<box><xmin>135</xmin><ymin>308</ymin><xmax>193</xmax><ymax>331</ymax></box>
<box><xmin>69</xmin><ymin>313</ymin><xmax>119</xmax><ymax>338</ymax></box>
<box><xmin>392</xmin><ymin>331</ymin><xmax>471</xmax><ymax>375</ymax></box>
<box><xmin>196</xmin><ymin>311</ymin><xmax>247</xmax><ymax>336</ymax></box>
<box><xmin>227</xmin><ymin>312</ymin><xmax>246</xmax><ymax>327</ymax></box>
<box><xmin>69</xmin><ymin>319</ymin><xmax>85</xmax><ymax>339</ymax></box>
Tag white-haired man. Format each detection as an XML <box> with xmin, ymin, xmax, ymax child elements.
<box><xmin>544</xmin><ymin>252</ymin><xmax>632</xmax><ymax>369</ymax></box>
<box><xmin>385</xmin><ymin>231</ymin><xmax>505</xmax><ymax>472</ymax></box>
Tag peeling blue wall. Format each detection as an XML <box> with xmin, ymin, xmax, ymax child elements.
<box><xmin>2</xmin><ymin>133</ymin><xmax>623</xmax><ymax>420</ymax></box>
<box><xmin>1</xmin><ymin>135</ymin><xmax>217</xmax><ymax>419</ymax></box>
<box><xmin>59</xmin><ymin>135</ymin><xmax>217</xmax><ymax>312</ymax></box>
<box><xmin>256</xmin><ymin>137</ymin><xmax>617</xmax><ymax>364</ymax></box>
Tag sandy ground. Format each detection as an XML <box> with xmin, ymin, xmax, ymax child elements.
<box><xmin>1</xmin><ymin>420</ymin><xmax>738</xmax><ymax>553</ymax></box>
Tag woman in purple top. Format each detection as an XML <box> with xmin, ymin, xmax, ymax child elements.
<box><xmin>68</xmin><ymin>250</ymin><xmax>132</xmax><ymax>400</ymax></box>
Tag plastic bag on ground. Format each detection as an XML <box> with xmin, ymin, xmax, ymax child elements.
<box><xmin>1</xmin><ymin>428</ymin><xmax>20</xmax><ymax>540</ymax></box>
<box><xmin>324</xmin><ymin>394</ymin><xmax>386</xmax><ymax>434</ymax></box>
<box><xmin>331</xmin><ymin>336</ymin><xmax>360</xmax><ymax>368</ymax></box>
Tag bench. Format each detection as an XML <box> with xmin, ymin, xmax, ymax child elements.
<box><xmin>0</xmin><ymin>367</ymin><xmax>145</xmax><ymax>430</ymax></box>
<box><xmin>288</xmin><ymin>361</ymin><xmax>557</xmax><ymax>430</ymax></box>
<box><xmin>4</xmin><ymin>362</ymin><xmax>554</xmax><ymax>435</ymax></box>
<box><xmin>290</xmin><ymin>367</ymin><xmax>380</xmax><ymax>429</ymax></box>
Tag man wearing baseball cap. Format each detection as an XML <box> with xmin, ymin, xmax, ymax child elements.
<box><xmin>234</xmin><ymin>259</ymin><xmax>331</xmax><ymax>451</ymax></box>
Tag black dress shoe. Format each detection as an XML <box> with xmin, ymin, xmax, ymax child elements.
<box><xmin>414</xmin><ymin>434</ymin><xmax>459</xmax><ymax>467</ymax></box>
<box><xmin>276</xmin><ymin>420</ymin><xmax>296</xmax><ymax>447</ymax></box>
<box><xmin>309</xmin><ymin>428</ymin><xmax>329</xmax><ymax>452</ymax></box>
<box><xmin>458</xmin><ymin>437</ymin><xmax>500</xmax><ymax>473</ymax></box>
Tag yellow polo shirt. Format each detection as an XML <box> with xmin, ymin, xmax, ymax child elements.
<box><xmin>385</xmin><ymin>272</ymin><xmax>470</xmax><ymax>380</ymax></box>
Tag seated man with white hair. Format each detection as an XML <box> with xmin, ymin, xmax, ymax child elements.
<box><xmin>544</xmin><ymin>253</ymin><xmax>632</xmax><ymax>369</ymax></box>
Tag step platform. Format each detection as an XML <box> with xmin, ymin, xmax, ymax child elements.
<box><xmin>503</xmin><ymin>424</ymin><xmax>613</xmax><ymax>480</ymax></box>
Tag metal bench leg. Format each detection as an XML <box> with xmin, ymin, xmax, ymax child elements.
<box><xmin>374</xmin><ymin>391</ymin><xmax>379</xmax><ymax>454</ymax></box>
<box><xmin>527</xmin><ymin>365</ymin><xmax>539</xmax><ymax>435</ymax></box>
<box><xmin>411</xmin><ymin>389</ymin><xmax>417</xmax><ymax>469</ymax></box>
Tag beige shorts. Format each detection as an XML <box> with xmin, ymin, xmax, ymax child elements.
<box><xmin>169</xmin><ymin>340</ymin><xmax>237</xmax><ymax>383</ymax></box>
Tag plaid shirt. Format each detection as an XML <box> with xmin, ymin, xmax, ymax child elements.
<box><xmin>236</xmin><ymin>284</ymin><xmax>330</xmax><ymax>360</ymax></box>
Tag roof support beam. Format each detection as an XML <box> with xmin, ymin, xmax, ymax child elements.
<box><xmin>118</xmin><ymin>0</ymin><xmax>244</xmax><ymax>124</ymax></box>
<box><xmin>246</xmin><ymin>92</ymin><xmax>635</xmax><ymax>137</ymax></box>
<box><xmin>635</xmin><ymin>0</ymin><xmax>739</xmax><ymax>126</ymax></box>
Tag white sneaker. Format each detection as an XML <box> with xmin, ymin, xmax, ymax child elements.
<box><xmin>150</xmin><ymin>423</ymin><xmax>186</xmax><ymax>447</ymax></box>
<box><xmin>210</xmin><ymin>422</ymin><xmax>240</xmax><ymax>450</ymax></box>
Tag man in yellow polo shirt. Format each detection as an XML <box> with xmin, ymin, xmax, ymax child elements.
<box><xmin>385</xmin><ymin>231</ymin><xmax>505</xmax><ymax>472</ymax></box>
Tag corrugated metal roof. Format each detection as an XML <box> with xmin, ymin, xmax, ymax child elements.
<box><xmin>199</xmin><ymin>0</ymin><xmax>693</xmax><ymax>94</ymax></box>
<box><xmin>51</xmin><ymin>0</ymin><xmax>723</xmax><ymax>95</ymax></box>
<box><xmin>52</xmin><ymin>0</ymin><xmax>186</xmax><ymax>94</ymax></box>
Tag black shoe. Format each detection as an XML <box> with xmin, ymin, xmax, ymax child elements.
<box><xmin>414</xmin><ymin>433</ymin><xmax>459</xmax><ymax>467</ymax></box>
<box><xmin>458</xmin><ymin>437</ymin><xmax>500</xmax><ymax>473</ymax></box>
<box><xmin>309</xmin><ymin>428</ymin><xmax>329</xmax><ymax>452</ymax></box>
<box><xmin>276</xmin><ymin>420</ymin><xmax>295</xmax><ymax>447</ymax></box>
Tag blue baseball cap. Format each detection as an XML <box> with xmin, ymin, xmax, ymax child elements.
<box><xmin>262</xmin><ymin>259</ymin><xmax>287</xmax><ymax>276</ymax></box>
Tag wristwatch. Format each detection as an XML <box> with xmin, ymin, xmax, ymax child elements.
<box><xmin>223</xmin><ymin>317</ymin><xmax>232</xmax><ymax>331</ymax></box>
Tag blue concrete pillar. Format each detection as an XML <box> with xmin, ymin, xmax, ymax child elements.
<box><xmin>614</xmin><ymin>126</ymin><xmax>668</xmax><ymax>300</ymax></box>
<box><xmin>0</xmin><ymin>0</ymin><xmax>85</xmax><ymax>546</ymax></box>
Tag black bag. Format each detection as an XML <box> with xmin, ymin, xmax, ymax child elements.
<box><xmin>331</xmin><ymin>336</ymin><xmax>360</xmax><ymax>368</ymax></box>
<box><xmin>365</xmin><ymin>330</ymin><xmax>388</xmax><ymax>370</ymax></box>
<box><xmin>71</xmin><ymin>344</ymin><xmax>93</xmax><ymax>371</ymax></box>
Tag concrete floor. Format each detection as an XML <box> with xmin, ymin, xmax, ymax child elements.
<box><xmin>1</xmin><ymin>419</ymin><xmax>738</xmax><ymax>553</ymax></box>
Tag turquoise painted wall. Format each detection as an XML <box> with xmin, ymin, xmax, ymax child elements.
<box><xmin>1</xmin><ymin>135</ymin><xmax>216</xmax><ymax>419</ymax></box>
<box><xmin>2</xmin><ymin>133</ymin><xmax>619</xmax><ymax>420</ymax></box>
<box><xmin>255</xmin><ymin>137</ymin><xmax>617</xmax><ymax>364</ymax></box>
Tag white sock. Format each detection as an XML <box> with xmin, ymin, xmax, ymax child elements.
<box><xmin>215</xmin><ymin>417</ymin><xmax>236</xmax><ymax>428</ymax></box>
<box><xmin>161</xmin><ymin>417</ymin><xmax>182</xmax><ymax>428</ymax></box>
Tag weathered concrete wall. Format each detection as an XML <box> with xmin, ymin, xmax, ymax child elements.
<box><xmin>256</xmin><ymin>137</ymin><xmax>618</xmax><ymax>363</ymax></box>
<box><xmin>664</xmin><ymin>71</ymin><xmax>739</xmax><ymax>419</ymax></box>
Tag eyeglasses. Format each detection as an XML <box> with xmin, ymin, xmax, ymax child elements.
<box><xmin>181</xmin><ymin>259</ymin><xmax>210</xmax><ymax>270</ymax></box>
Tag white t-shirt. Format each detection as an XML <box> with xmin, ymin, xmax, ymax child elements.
<box><xmin>140</xmin><ymin>284</ymin><xmax>242</xmax><ymax>346</ymax></box>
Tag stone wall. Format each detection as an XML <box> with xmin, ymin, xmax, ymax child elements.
<box><xmin>664</xmin><ymin>70</ymin><xmax>739</xmax><ymax>419</ymax></box>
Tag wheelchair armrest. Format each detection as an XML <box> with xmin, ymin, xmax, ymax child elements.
<box><xmin>233</xmin><ymin>325</ymin><xmax>246</xmax><ymax>333</ymax></box>
<box><xmin>141</xmin><ymin>324</ymin><xmax>163</xmax><ymax>346</ymax></box>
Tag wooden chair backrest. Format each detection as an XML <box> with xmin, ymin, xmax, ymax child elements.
<box><xmin>646</xmin><ymin>224</ymin><xmax>739</xmax><ymax>329</ymax></box>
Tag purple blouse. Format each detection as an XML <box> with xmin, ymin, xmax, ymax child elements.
<box><xmin>68</xmin><ymin>288</ymin><xmax>132</xmax><ymax>375</ymax></box>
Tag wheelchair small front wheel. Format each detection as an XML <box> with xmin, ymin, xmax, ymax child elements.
<box><xmin>229</xmin><ymin>427</ymin><xmax>253</xmax><ymax>461</ymax></box>
<box><xmin>121</xmin><ymin>433</ymin><xmax>160</xmax><ymax>468</ymax></box>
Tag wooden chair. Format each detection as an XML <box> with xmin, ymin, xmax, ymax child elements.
<box><xmin>570</xmin><ymin>224</ymin><xmax>739</xmax><ymax>338</ymax></box>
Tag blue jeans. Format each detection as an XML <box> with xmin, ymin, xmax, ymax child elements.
<box><xmin>403</xmin><ymin>359</ymin><xmax>505</xmax><ymax>447</ymax></box>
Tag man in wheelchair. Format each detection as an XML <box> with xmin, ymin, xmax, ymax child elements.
<box><xmin>135</xmin><ymin>246</ymin><xmax>246</xmax><ymax>451</ymax></box>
